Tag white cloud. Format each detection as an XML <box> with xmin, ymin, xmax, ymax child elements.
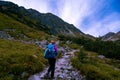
<box><xmin>59</xmin><ymin>0</ymin><xmax>106</xmax><ymax>25</ymax></box>
<box><xmin>84</xmin><ymin>13</ymin><xmax>120</xmax><ymax>37</ymax></box>
<box><xmin>60</xmin><ymin>0</ymin><xmax>91</xmax><ymax>27</ymax></box>
<box><xmin>5</xmin><ymin>0</ymin><xmax>50</xmax><ymax>13</ymax></box>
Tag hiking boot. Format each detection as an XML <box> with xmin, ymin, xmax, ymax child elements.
<box><xmin>44</xmin><ymin>72</ymin><xmax>49</xmax><ymax>79</ymax></box>
<box><xmin>50</xmin><ymin>77</ymin><xmax>55</xmax><ymax>80</ymax></box>
<box><xmin>46</xmin><ymin>72</ymin><xmax>50</xmax><ymax>77</ymax></box>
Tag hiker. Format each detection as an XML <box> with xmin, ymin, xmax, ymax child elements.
<box><xmin>45</xmin><ymin>40</ymin><xmax>58</xmax><ymax>79</ymax></box>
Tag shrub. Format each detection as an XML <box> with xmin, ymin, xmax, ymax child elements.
<box><xmin>78</xmin><ymin>48</ymin><xmax>87</xmax><ymax>62</ymax></box>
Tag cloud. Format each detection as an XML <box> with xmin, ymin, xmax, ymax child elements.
<box><xmin>4</xmin><ymin>0</ymin><xmax>50</xmax><ymax>13</ymax></box>
<box><xmin>84</xmin><ymin>13</ymin><xmax>120</xmax><ymax>37</ymax></box>
<box><xmin>60</xmin><ymin>0</ymin><xmax>91</xmax><ymax>27</ymax></box>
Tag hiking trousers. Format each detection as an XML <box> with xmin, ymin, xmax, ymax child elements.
<box><xmin>47</xmin><ymin>58</ymin><xmax>56</xmax><ymax>78</ymax></box>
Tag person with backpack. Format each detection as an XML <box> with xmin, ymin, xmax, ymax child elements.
<box><xmin>44</xmin><ymin>40</ymin><xmax>58</xmax><ymax>79</ymax></box>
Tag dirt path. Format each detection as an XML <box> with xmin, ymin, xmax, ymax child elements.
<box><xmin>28</xmin><ymin>49</ymin><xmax>85</xmax><ymax>80</ymax></box>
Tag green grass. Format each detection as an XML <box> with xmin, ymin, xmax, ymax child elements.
<box><xmin>0</xmin><ymin>39</ymin><xmax>48</xmax><ymax>80</ymax></box>
<box><xmin>71</xmin><ymin>48</ymin><xmax>120</xmax><ymax>80</ymax></box>
<box><xmin>57</xmin><ymin>51</ymin><xmax>63</xmax><ymax>59</ymax></box>
<box><xmin>0</xmin><ymin>13</ymin><xmax>50</xmax><ymax>40</ymax></box>
<box><xmin>67</xmin><ymin>43</ymin><xmax>81</xmax><ymax>49</ymax></box>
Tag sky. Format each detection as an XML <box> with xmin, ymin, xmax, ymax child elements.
<box><xmin>3</xmin><ymin>0</ymin><xmax>120</xmax><ymax>37</ymax></box>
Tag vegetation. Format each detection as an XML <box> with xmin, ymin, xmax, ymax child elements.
<box><xmin>67</xmin><ymin>43</ymin><xmax>81</xmax><ymax>49</ymax></box>
<box><xmin>0</xmin><ymin>13</ymin><xmax>50</xmax><ymax>40</ymax></box>
<box><xmin>59</xmin><ymin>35</ymin><xmax>120</xmax><ymax>60</ymax></box>
<box><xmin>59</xmin><ymin>35</ymin><xmax>120</xmax><ymax>79</ymax></box>
<box><xmin>57</xmin><ymin>51</ymin><xmax>63</xmax><ymax>59</ymax></box>
<box><xmin>75</xmin><ymin>37</ymin><xmax>120</xmax><ymax>60</ymax></box>
<box><xmin>71</xmin><ymin>48</ymin><xmax>120</xmax><ymax>80</ymax></box>
<box><xmin>0</xmin><ymin>39</ymin><xmax>48</xmax><ymax>80</ymax></box>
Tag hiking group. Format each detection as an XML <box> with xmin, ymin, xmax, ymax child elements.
<box><xmin>44</xmin><ymin>40</ymin><xmax>58</xmax><ymax>79</ymax></box>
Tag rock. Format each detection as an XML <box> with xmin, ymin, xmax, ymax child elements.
<box><xmin>98</xmin><ymin>55</ymin><xmax>105</xmax><ymax>59</ymax></box>
<box><xmin>40</xmin><ymin>40</ymin><xmax>48</xmax><ymax>45</ymax></box>
<box><xmin>0</xmin><ymin>31</ymin><xmax>13</xmax><ymax>39</ymax></box>
<box><xmin>65</xmin><ymin>53</ymin><xmax>71</xmax><ymax>55</ymax></box>
<box><xmin>66</xmin><ymin>40</ymin><xmax>72</xmax><ymax>44</ymax></box>
<box><xmin>55</xmin><ymin>40</ymin><xmax>60</xmax><ymax>46</ymax></box>
<box><xmin>66</xmin><ymin>76</ymin><xmax>71</xmax><ymax>79</ymax></box>
<box><xmin>32</xmin><ymin>54</ymin><xmax>38</xmax><ymax>58</ymax></box>
<box><xmin>60</xmin><ymin>67</ymin><xmax>64</xmax><ymax>70</ymax></box>
<box><xmin>114</xmin><ymin>68</ymin><xmax>119</xmax><ymax>71</ymax></box>
<box><xmin>35</xmin><ymin>40</ymin><xmax>48</xmax><ymax>49</ymax></box>
<box><xmin>21</xmin><ymin>72</ymin><xmax>27</xmax><ymax>78</ymax></box>
<box><xmin>9</xmin><ymin>73</ymin><xmax>14</xmax><ymax>77</ymax></box>
<box><xmin>58</xmin><ymin>74</ymin><xmax>64</xmax><ymax>78</ymax></box>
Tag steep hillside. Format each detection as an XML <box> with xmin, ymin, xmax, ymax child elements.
<box><xmin>102</xmin><ymin>32</ymin><xmax>115</xmax><ymax>41</ymax></box>
<box><xmin>102</xmin><ymin>31</ymin><xmax>120</xmax><ymax>41</ymax></box>
<box><xmin>0</xmin><ymin>12</ymin><xmax>50</xmax><ymax>40</ymax></box>
<box><xmin>0</xmin><ymin>1</ymin><xmax>84</xmax><ymax>36</ymax></box>
<box><xmin>111</xmin><ymin>31</ymin><xmax>120</xmax><ymax>41</ymax></box>
<box><xmin>0</xmin><ymin>38</ymin><xmax>48</xmax><ymax>80</ymax></box>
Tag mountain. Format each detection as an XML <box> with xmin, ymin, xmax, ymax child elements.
<box><xmin>0</xmin><ymin>1</ymin><xmax>84</xmax><ymax>37</ymax></box>
<box><xmin>102</xmin><ymin>31</ymin><xmax>120</xmax><ymax>41</ymax></box>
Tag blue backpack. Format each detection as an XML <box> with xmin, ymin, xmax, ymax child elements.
<box><xmin>44</xmin><ymin>43</ymin><xmax>55</xmax><ymax>59</ymax></box>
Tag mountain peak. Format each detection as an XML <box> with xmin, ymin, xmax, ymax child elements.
<box><xmin>102</xmin><ymin>31</ymin><xmax>120</xmax><ymax>41</ymax></box>
<box><xmin>0</xmin><ymin>0</ymin><xmax>85</xmax><ymax>37</ymax></box>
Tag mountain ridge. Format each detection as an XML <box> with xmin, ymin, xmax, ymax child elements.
<box><xmin>101</xmin><ymin>31</ymin><xmax>120</xmax><ymax>41</ymax></box>
<box><xmin>0</xmin><ymin>1</ymin><xmax>84</xmax><ymax>37</ymax></box>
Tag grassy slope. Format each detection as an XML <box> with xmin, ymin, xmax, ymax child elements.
<box><xmin>0</xmin><ymin>13</ymin><xmax>50</xmax><ymax>79</ymax></box>
<box><xmin>0</xmin><ymin>39</ymin><xmax>48</xmax><ymax>80</ymax></box>
<box><xmin>0</xmin><ymin>13</ymin><xmax>50</xmax><ymax>40</ymax></box>
<box><xmin>71</xmin><ymin>49</ymin><xmax>120</xmax><ymax>80</ymax></box>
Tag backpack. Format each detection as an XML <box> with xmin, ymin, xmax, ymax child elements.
<box><xmin>44</xmin><ymin>43</ymin><xmax>55</xmax><ymax>59</ymax></box>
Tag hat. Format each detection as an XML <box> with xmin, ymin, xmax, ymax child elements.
<box><xmin>50</xmin><ymin>40</ymin><xmax>55</xmax><ymax>44</ymax></box>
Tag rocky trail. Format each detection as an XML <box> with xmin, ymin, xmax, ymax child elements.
<box><xmin>28</xmin><ymin>47</ymin><xmax>85</xmax><ymax>80</ymax></box>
